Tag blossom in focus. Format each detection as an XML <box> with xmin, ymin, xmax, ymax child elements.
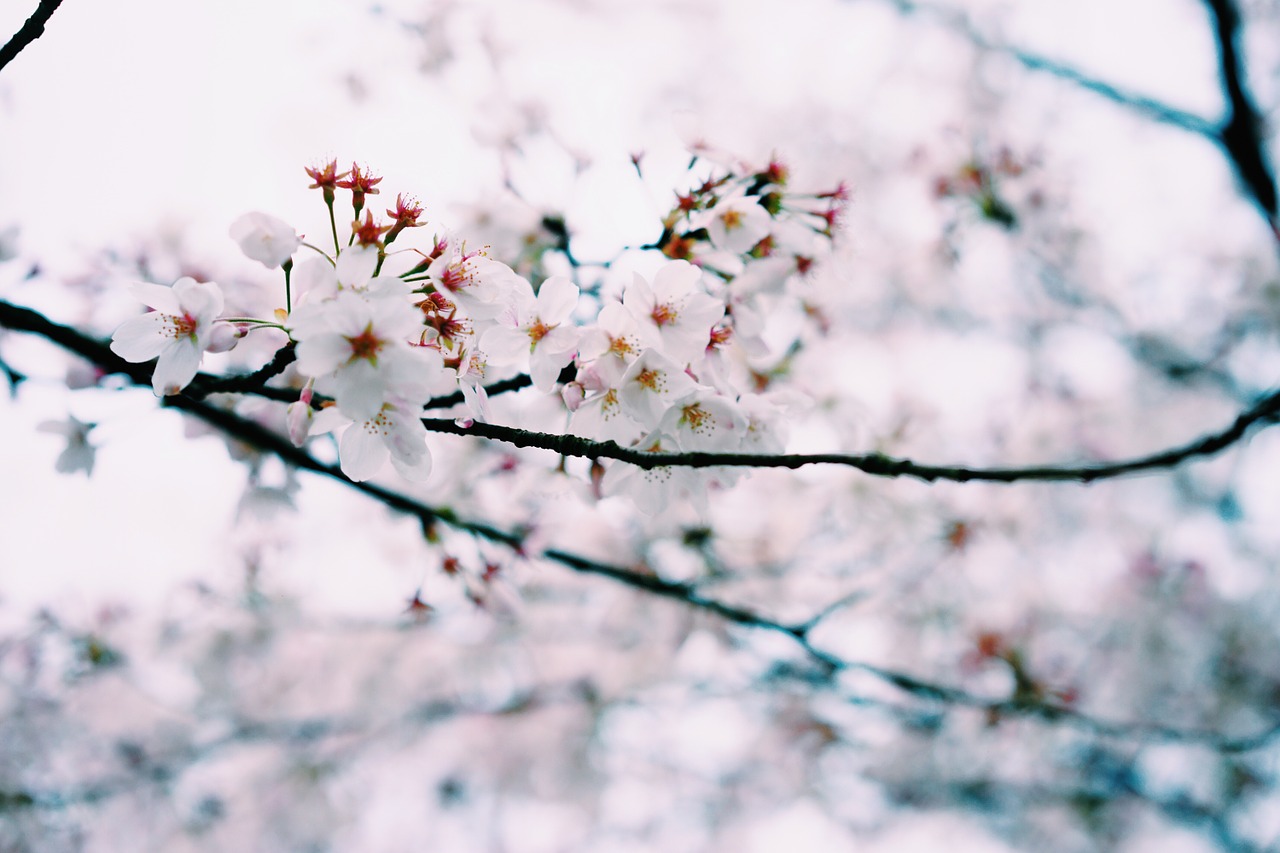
<box><xmin>290</xmin><ymin>290</ymin><xmax>440</xmax><ymax>421</ymax></box>
<box><xmin>576</xmin><ymin>302</ymin><xmax>654</xmax><ymax>376</ymax></box>
<box><xmin>657</xmin><ymin>390</ymin><xmax>746</xmax><ymax>452</ymax></box>
<box><xmin>616</xmin><ymin>348</ymin><xmax>699</xmax><ymax>429</ymax></box>
<box><xmin>290</xmin><ymin>245</ymin><xmax>405</xmax><ymax>307</ymax></box>
<box><xmin>601</xmin><ymin>430</ymin><xmax>712</xmax><ymax>515</ymax></box>
<box><xmin>623</xmin><ymin>261</ymin><xmax>725</xmax><ymax>365</ymax></box>
<box><xmin>312</xmin><ymin>398</ymin><xmax>434</xmax><ymax>482</ymax></box>
<box><xmin>481</xmin><ymin>275</ymin><xmax>581</xmax><ymax>392</ymax></box>
<box><xmin>425</xmin><ymin>235</ymin><xmax>527</xmax><ymax>320</ymax></box>
<box><xmin>567</xmin><ymin>364</ymin><xmax>643</xmax><ymax>444</ymax></box>
<box><xmin>110</xmin><ymin>277</ymin><xmax>226</xmax><ymax>395</ymax></box>
<box><xmin>230</xmin><ymin>212</ymin><xmax>302</xmax><ymax>269</ymax></box>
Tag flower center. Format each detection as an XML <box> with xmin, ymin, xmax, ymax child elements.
<box><xmin>527</xmin><ymin>318</ymin><xmax>554</xmax><ymax>345</ymax></box>
<box><xmin>601</xmin><ymin>388</ymin><xmax>619</xmax><ymax>419</ymax></box>
<box><xmin>680</xmin><ymin>403</ymin><xmax>711</xmax><ymax>434</ymax></box>
<box><xmin>168</xmin><ymin>312</ymin><xmax>198</xmax><ymax>340</ymax></box>
<box><xmin>608</xmin><ymin>334</ymin><xmax>637</xmax><ymax>358</ymax></box>
<box><xmin>635</xmin><ymin>367</ymin><xmax>662</xmax><ymax>392</ymax></box>
<box><xmin>346</xmin><ymin>324</ymin><xmax>385</xmax><ymax>363</ymax></box>
<box><xmin>719</xmin><ymin>209</ymin><xmax>743</xmax><ymax>231</ymax></box>
<box><xmin>651</xmin><ymin>303</ymin><xmax>678</xmax><ymax>327</ymax></box>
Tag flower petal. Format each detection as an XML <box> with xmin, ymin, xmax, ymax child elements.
<box><xmin>153</xmin><ymin>341</ymin><xmax>202</xmax><ymax>395</ymax></box>
<box><xmin>536</xmin><ymin>276</ymin><xmax>579</xmax><ymax>322</ymax></box>
<box><xmin>129</xmin><ymin>282</ymin><xmax>181</xmax><ymax>315</ymax></box>
<box><xmin>339</xmin><ymin>420</ymin><xmax>389</xmax><ymax>481</ymax></box>
<box><xmin>111</xmin><ymin>314</ymin><xmax>172</xmax><ymax>362</ymax></box>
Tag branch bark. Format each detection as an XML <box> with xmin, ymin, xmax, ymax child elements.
<box><xmin>3</xmin><ymin>297</ymin><xmax>1278</xmax><ymax>485</ymax></box>
<box><xmin>0</xmin><ymin>0</ymin><xmax>65</xmax><ymax>74</ymax></box>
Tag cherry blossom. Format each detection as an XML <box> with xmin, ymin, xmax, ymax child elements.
<box><xmin>424</xmin><ymin>234</ymin><xmax>527</xmax><ymax>321</ymax></box>
<box><xmin>576</xmin><ymin>302</ymin><xmax>654</xmax><ymax>376</ymax></box>
<box><xmin>567</xmin><ymin>365</ymin><xmax>643</xmax><ymax>444</ymax></box>
<box><xmin>37</xmin><ymin>415</ymin><xmax>96</xmax><ymax>476</ymax></box>
<box><xmin>698</xmin><ymin>194</ymin><xmax>772</xmax><ymax>253</ymax></box>
<box><xmin>291</xmin><ymin>245</ymin><xmax>403</xmax><ymax>307</ymax></box>
<box><xmin>229</xmin><ymin>212</ymin><xmax>302</xmax><ymax>269</ymax></box>
<box><xmin>623</xmin><ymin>261</ymin><xmax>725</xmax><ymax>365</ymax></box>
<box><xmin>657</xmin><ymin>390</ymin><xmax>747</xmax><ymax>452</ymax></box>
<box><xmin>601</xmin><ymin>429</ymin><xmax>712</xmax><ymax>515</ymax></box>
<box><xmin>480</xmin><ymin>275</ymin><xmax>581</xmax><ymax>392</ymax></box>
<box><xmin>110</xmin><ymin>277</ymin><xmax>231</xmax><ymax>395</ymax></box>
<box><xmin>616</xmin><ymin>348</ymin><xmax>700</xmax><ymax>429</ymax></box>
<box><xmin>290</xmin><ymin>289</ymin><xmax>440</xmax><ymax>420</ymax></box>
<box><xmin>311</xmin><ymin>398</ymin><xmax>434</xmax><ymax>482</ymax></box>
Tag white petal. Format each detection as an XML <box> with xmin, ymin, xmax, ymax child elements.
<box><xmin>479</xmin><ymin>326</ymin><xmax>532</xmax><ymax>363</ymax></box>
<box><xmin>293</xmin><ymin>257</ymin><xmax>339</xmax><ymax>305</ymax></box>
<box><xmin>111</xmin><ymin>314</ymin><xmax>171</xmax><ymax>362</ymax></box>
<box><xmin>294</xmin><ymin>334</ymin><xmax>352</xmax><ymax>377</ymax></box>
<box><xmin>336</xmin><ymin>245</ymin><xmax>378</xmax><ymax>288</ymax></box>
<box><xmin>652</xmin><ymin>260</ymin><xmax>701</xmax><ymax>300</ymax></box>
<box><xmin>339</xmin><ymin>420</ymin><xmax>389</xmax><ymax>481</ymax></box>
<box><xmin>153</xmin><ymin>342</ymin><xmax>202</xmax><ymax>395</ymax></box>
<box><xmin>333</xmin><ymin>361</ymin><xmax>385</xmax><ymax>421</ymax></box>
<box><xmin>536</xmin><ymin>276</ymin><xmax>579</xmax><ymax>322</ymax></box>
<box><xmin>173</xmin><ymin>277</ymin><xmax>223</xmax><ymax>320</ymax></box>
<box><xmin>530</xmin><ymin>353</ymin><xmax>564</xmax><ymax>393</ymax></box>
<box><xmin>129</xmin><ymin>282</ymin><xmax>181</xmax><ymax>315</ymax></box>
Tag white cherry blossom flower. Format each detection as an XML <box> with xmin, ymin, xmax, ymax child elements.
<box><xmin>616</xmin><ymin>348</ymin><xmax>699</xmax><ymax>430</ymax></box>
<box><xmin>480</xmin><ymin>275</ymin><xmax>580</xmax><ymax>392</ymax></box>
<box><xmin>291</xmin><ymin>246</ymin><xmax>405</xmax><ymax>307</ymax></box>
<box><xmin>698</xmin><ymin>194</ymin><xmax>772</xmax><ymax>254</ymax></box>
<box><xmin>576</xmin><ymin>302</ymin><xmax>655</xmax><ymax>375</ymax></box>
<box><xmin>567</xmin><ymin>364</ymin><xmax>643</xmax><ymax>445</ymax></box>
<box><xmin>290</xmin><ymin>290</ymin><xmax>439</xmax><ymax>420</ymax></box>
<box><xmin>426</xmin><ymin>235</ymin><xmax>527</xmax><ymax>321</ymax></box>
<box><xmin>311</xmin><ymin>398</ymin><xmax>433</xmax><ymax>482</ymax></box>
<box><xmin>737</xmin><ymin>391</ymin><xmax>803</xmax><ymax>454</ymax></box>
<box><xmin>601</xmin><ymin>430</ymin><xmax>712</xmax><ymax>516</ymax></box>
<box><xmin>623</xmin><ymin>261</ymin><xmax>725</xmax><ymax>365</ymax></box>
<box><xmin>230</xmin><ymin>212</ymin><xmax>301</xmax><ymax>269</ymax></box>
<box><xmin>110</xmin><ymin>277</ymin><xmax>226</xmax><ymax>395</ymax></box>
<box><xmin>658</xmin><ymin>391</ymin><xmax>747</xmax><ymax>452</ymax></box>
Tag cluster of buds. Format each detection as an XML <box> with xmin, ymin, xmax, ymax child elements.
<box><xmin>933</xmin><ymin>147</ymin><xmax>1032</xmax><ymax>229</ymax></box>
<box><xmin>655</xmin><ymin>156</ymin><xmax>848</xmax><ymax>266</ymax></box>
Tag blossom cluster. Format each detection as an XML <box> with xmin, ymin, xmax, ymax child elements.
<box><xmin>108</xmin><ymin>158</ymin><xmax>847</xmax><ymax>510</ymax></box>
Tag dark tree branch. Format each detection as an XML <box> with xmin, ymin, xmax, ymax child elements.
<box><xmin>157</xmin><ymin>399</ymin><xmax>1280</xmax><ymax>754</ymax></box>
<box><xmin>191</xmin><ymin>341</ymin><xmax>296</xmax><ymax>396</ymax></box>
<box><xmin>0</xmin><ymin>0</ymin><xmax>65</xmax><ymax>74</ymax></box>
<box><xmin>1203</xmin><ymin>0</ymin><xmax>1279</xmax><ymax>222</ymax></box>
<box><xmin>2</xmin><ymin>297</ymin><xmax>1274</xmax><ymax>750</ymax></box>
<box><xmin>876</xmin><ymin>0</ymin><xmax>1279</xmax><ymax>228</ymax></box>
<box><xmin>3</xmin><ymin>298</ymin><xmax>1279</xmax><ymax>485</ymax></box>
<box><xmin>418</xmin><ymin>392</ymin><xmax>1280</xmax><ymax>482</ymax></box>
